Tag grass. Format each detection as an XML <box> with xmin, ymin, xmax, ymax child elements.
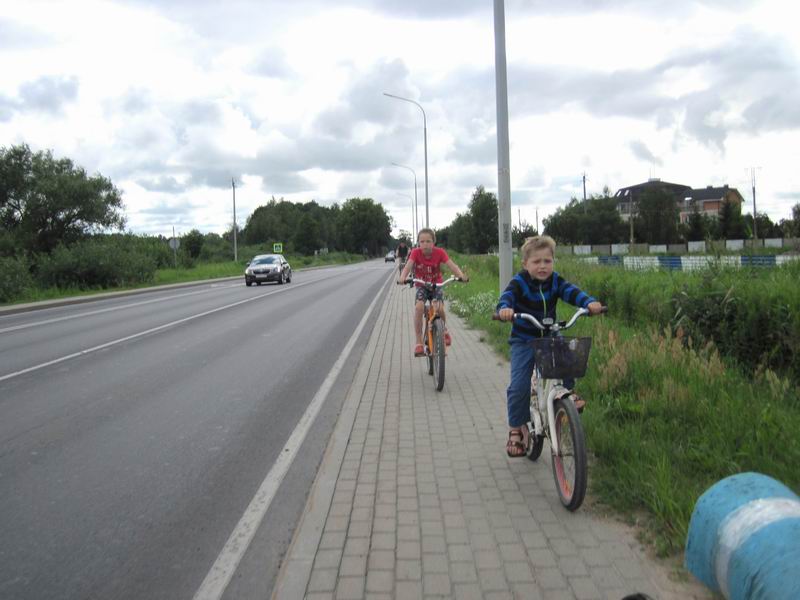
<box><xmin>3</xmin><ymin>252</ymin><xmax>368</xmax><ymax>305</ymax></box>
<box><xmin>445</xmin><ymin>253</ymin><xmax>800</xmax><ymax>555</ymax></box>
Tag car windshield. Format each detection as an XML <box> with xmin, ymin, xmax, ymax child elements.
<box><xmin>253</xmin><ymin>257</ymin><xmax>278</xmax><ymax>265</ymax></box>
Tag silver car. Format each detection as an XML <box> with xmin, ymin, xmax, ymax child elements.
<box><xmin>245</xmin><ymin>254</ymin><xmax>292</xmax><ymax>286</ymax></box>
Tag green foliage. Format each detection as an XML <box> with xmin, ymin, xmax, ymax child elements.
<box><xmin>0</xmin><ymin>143</ymin><xmax>125</xmax><ymax>256</ymax></box>
<box><xmin>35</xmin><ymin>236</ymin><xmax>157</xmax><ymax>289</ymax></box>
<box><xmin>243</xmin><ymin>198</ymin><xmax>345</xmax><ymax>254</ymax></box>
<box><xmin>182</xmin><ymin>229</ymin><xmax>204</xmax><ymax>258</ymax></box>
<box><xmin>543</xmin><ymin>194</ymin><xmax>627</xmax><ymax>245</ymax></box>
<box><xmin>0</xmin><ymin>255</ymin><xmax>33</xmax><ymax>302</ymax></box>
<box><xmin>336</xmin><ymin>197</ymin><xmax>392</xmax><ymax>255</ymax></box>
<box><xmin>468</xmin><ymin>186</ymin><xmax>499</xmax><ymax>253</ymax></box>
<box><xmin>634</xmin><ymin>188</ymin><xmax>681</xmax><ymax>244</ymax></box>
<box><xmin>445</xmin><ymin>253</ymin><xmax>800</xmax><ymax>555</ymax></box>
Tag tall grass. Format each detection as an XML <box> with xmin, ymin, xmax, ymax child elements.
<box><xmin>446</xmin><ymin>253</ymin><xmax>800</xmax><ymax>555</ymax></box>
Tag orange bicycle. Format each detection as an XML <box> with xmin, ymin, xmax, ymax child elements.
<box><xmin>405</xmin><ymin>276</ymin><xmax>464</xmax><ymax>391</ymax></box>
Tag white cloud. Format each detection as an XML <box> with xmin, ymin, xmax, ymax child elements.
<box><xmin>1</xmin><ymin>0</ymin><xmax>798</xmax><ymax>239</ymax></box>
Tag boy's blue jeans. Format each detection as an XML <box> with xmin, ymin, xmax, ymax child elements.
<box><xmin>507</xmin><ymin>339</ymin><xmax>575</xmax><ymax>428</ymax></box>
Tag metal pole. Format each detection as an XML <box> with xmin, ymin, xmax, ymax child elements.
<box><xmin>232</xmin><ymin>178</ymin><xmax>238</xmax><ymax>262</ymax></box>
<box><xmin>172</xmin><ymin>225</ymin><xmax>177</xmax><ymax>268</ymax></box>
<box><xmin>493</xmin><ymin>0</ymin><xmax>513</xmax><ymax>290</ymax></box>
<box><xmin>392</xmin><ymin>162</ymin><xmax>418</xmax><ymax>236</ymax></box>
<box><xmin>398</xmin><ymin>193</ymin><xmax>415</xmax><ymax>237</ymax></box>
<box><xmin>384</xmin><ymin>92</ymin><xmax>429</xmax><ymax>228</ymax></box>
<box><xmin>751</xmin><ymin>168</ymin><xmax>758</xmax><ymax>241</ymax></box>
<box><xmin>536</xmin><ymin>206</ymin><xmax>539</xmax><ymax>234</ymax></box>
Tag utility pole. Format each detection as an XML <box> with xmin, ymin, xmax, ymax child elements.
<box><xmin>518</xmin><ymin>208</ymin><xmax>521</xmax><ymax>228</ymax></box>
<box><xmin>582</xmin><ymin>172</ymin><xmax>588</xmax><ymax>213</ymax></box>
<box><xmin>231</xmin><ymin>178</ymin><xmax>238</xmax><ymax>262</ymax></box>
<box><xmin>535</xmin><ymin>206</ymin><xmax>539</xmax><ymax>235</ymax></box>
<box><xmin>749</xmin><ymin>167</ymin><xmax>758</xmax><ymax>241</ymax></box>
<box><xmin>629</xmin><ymin>198</ymin><xmax>635</xmax><ymax>245</ymax></box>
<box><xmin>493</xmin><ymin>0</ymin><xmax>513</xmax><ymax>290</ymax></box>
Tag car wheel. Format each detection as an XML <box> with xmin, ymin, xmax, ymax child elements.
<box><xmin>278</xmin><ymin>272</ymin><xmax>284</xmax><ymax>285</ymax></box>
<box><xmin>256</xmin><ymin>281</ymin><xmax>261</xmax><ymax>286</ymax></box>
<box><xmin>246</xmin><ymin>280</ymin><xmax>252</xmax><ymax>287</ymax></box>
<box><xmin>287</xmin><ymin>272</ymin><xmax>292</xmax><ymax>283</ymax></box>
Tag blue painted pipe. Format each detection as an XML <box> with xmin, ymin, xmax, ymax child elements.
<box><xmin>685</xmin><ymin>472</ymin><xmax>800</xmax><ymax>600</ymax></box>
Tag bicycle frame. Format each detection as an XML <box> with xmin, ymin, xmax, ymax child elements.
<box><xmin>519</xmin><ymin>308</ymin><xmax>590</xmax><ymax>456</ymax></box>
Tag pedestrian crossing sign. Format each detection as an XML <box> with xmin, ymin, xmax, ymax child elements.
<box><xmin>273</xmin><ymin>242</ymin><xmax>283</xmax><ymax>253</ymax></box>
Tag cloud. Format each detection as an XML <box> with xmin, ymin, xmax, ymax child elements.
<box><xmin>18</xmin><ymin>75</ymin><xmax>79</xmax><ymax>114</ymax></box>
<box><xmin>628</xmin><ymin>140</ymin><xmax>663</xmax><ymax>166</ymax></box>
<box><xmin>742</xmin><ymin>93</ymin><xmax>800</xmax><ymax>132</ymax></box>
<box><xmin>250</xmin><ymin>48</ymin><xmax>293</xmax><ymax>79</ymax></box>
<box><xmin>137</xmin><ymin>176</ymin><xmax>185</xmax><ymax>193</ymax></box>
<box><xmin>0</xmin><ymin>18</ymin><xmax>52</xmax><ymax>49</ymax></box>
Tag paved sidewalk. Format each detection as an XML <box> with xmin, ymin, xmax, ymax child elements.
<box><xmin>273</xmin><ymin>281</ymin><xmax>712</xmax><ymax>599</ymax></box>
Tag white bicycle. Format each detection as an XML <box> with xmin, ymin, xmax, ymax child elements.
<box><xmin>495</xmin><ymin>306</ymin><xmax>606</xmax><ymax>511</ymax></box>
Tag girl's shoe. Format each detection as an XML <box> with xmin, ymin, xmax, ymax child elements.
<box><xmin>414</xmin><ymin>344</ymin><xmax>425</xmax><ymax>357</ymax></box>
<box><xmin>444</xmin><ymin>331</ymin><xmax>452</xmax><ymax>346</ymax></box>
<box><xmin>506</xmin><ymin>428</ymin><xmax>526</xmax><ymax>457</ymax></box>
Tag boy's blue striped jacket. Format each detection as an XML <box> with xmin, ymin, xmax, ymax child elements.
<box><xmin>496</xmin><ymin>270</ymin><xmax>596</xmax><ymax>341</ymax></box>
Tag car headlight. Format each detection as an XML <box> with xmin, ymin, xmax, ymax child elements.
<box><xmin>245</xmin><ymin>268</ymin><xmax>253</xmax><ymax>275</ymax></box>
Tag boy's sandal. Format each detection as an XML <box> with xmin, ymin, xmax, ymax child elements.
<box><xmin>506</xmin><ymin>428</ymin><xmax>526</xmax><ymax>458</ymax></box>
<box><xmin>413</xmin><ymin>344</ymin><xmax>425</xmax><ymax>357</ymax></box>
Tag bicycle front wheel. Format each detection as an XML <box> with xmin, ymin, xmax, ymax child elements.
<box><xmin>424</xmin><ymin>321</ymin><xmax>434</xmax><ymax>375</ymax></box>
<box><xmin>550</xmin><ymin>396</ymin><xmax>587</xmax><ymax>511</ymax></box>
<box><xmin>432</xmin><ymin>319</ymin><xmax>446</xmax><ymax>391</ymax></box>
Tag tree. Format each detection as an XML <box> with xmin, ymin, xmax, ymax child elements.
<box><xmin>718</xmin><ymin>197</ymin><xmax>746</xmax><ymax>240</ymax></box>
<box><xmin>468</xmin><ymin>186</ymin><xmax>499</xmax><ymax>254</ymax></box>
<box><xmin>292</xmin><ymin>212</ymin><xmax>322</xmax><ymax>254</ymax></box>
<box><xmin>336</xmin><ymin>197</ymin><xmax>391</xmax><ymax>255</ymax></box>
<box><xmin>511</xmin><ymin>223</ymin><xmax>537</xmax><ymax>249</ymax></box>
<box><xmin>634</xmin><ymin>189</ymin><xmax>680</xmax><ymax>244</ymax></box>
<box><xmin>182</xmin><ymin>229</ymin><xmax>204</xmax><ymax>258</ymax></box>
<box><xmin>543</xmin><ymin>194</ymin><xmax>626</xmax><ymax>245</ymax></box>
<box><xmin>0</xmin><ymin>143</ymin><xmax>125</xmax><ymax>256</ymax></box>
<box><xmin>685</xmin><ymin>204</ymin><xmax>707</xmax><ymax>242</ymax></box>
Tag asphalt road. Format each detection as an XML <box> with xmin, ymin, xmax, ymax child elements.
<box><xmin>0</xmin><ymin>261</ymin><xmax>394</xmax><ymax>600</ymax></box>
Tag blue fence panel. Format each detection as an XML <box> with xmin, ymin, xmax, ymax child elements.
<box><xmin>598</xmin><ymin>256</ymin><xmax>622</xmax><ymax>266</ymax></box>
<box><xmin>657</xmin><ymin>255</ymin><xmax>683</xmax><ymax>270</ymax></box>
<box><xmin>741</xmin><ymin>255</ymin><xmax>776</xmax><ymax>267</ymax></box>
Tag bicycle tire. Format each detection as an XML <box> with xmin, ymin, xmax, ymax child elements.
<box><xmin>526</xmin><ymin>424</ymin><xmax>544</xmax><ymax>461</ymax></box>
<box><xmin>550</xmin><ymin>395</ymin><xmax>587</xmax><ymax>511</ymax></box>
<box><xmin>432</xmin><ymin>319</ymin><xmax>446</xmax><ymax>391</ymax></box>
<box><xmin>424</xmin><ymin>319</ymin><xmax>434</xmax><ymax>375</ymax></box>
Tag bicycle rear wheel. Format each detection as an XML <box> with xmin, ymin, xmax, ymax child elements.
<box><xmin>432</xmin><ymin>319</ymin><xmax>446</xmax><ymax>391</ymax></box>
<box><xmin>550</xmin><ymin>396</ymin><xmax>587</xmax><ymax>511</ymax></box>
<box><xmin>424</xmin><ymin>320</ymin><xmax>434</xmax><ymax>375</ymax></box>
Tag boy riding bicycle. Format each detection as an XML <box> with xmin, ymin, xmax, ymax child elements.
<box><xmin>398</xmin><ymin>228</ymin><xmax>469</xmax><ymax>357</ymax></box>
<box><xmin>496</xmin><ymin>235</ymin><xmax>602</xmax><ymax>457</ymax></box>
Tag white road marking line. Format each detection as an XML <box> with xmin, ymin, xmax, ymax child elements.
<box><xmin>191</xmin><ymin>270</ymin><xmax>392</xmax><ymax>600</ymax></box>
<box><xmin>0</xmin><ymin>276</ymin><xmax>332</xmax><ymax>383</ymax></box>
<box><xmin>0</xmin><ymin>285</ymin><xmax>240</xmax><ymax>334</ymax></box>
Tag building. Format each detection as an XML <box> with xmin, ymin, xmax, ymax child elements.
<box><xmin>680</xmin><ymin>185</ymin><xmax>745</xmax><ymax>224</ymax></box>
<box><xmin>614</xmin><ymin>179</ymin><xmax>744</xmax><ymax>223</ymax></box>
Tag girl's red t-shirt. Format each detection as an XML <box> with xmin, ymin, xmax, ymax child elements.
<box><xmin>410</xmin><ymin>247</ymin><xmax>449</xmax><ymax>284</ymax></box>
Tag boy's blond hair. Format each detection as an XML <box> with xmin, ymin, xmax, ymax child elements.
<box><xmin>417</xmin><ymin>228</ymin><xmax>436</xmax><ymax>243</ymax></box>
<box><xmin>521</xmin><ymin>235</ymin><xmax>556</xmax><ymax>261</ymax></box>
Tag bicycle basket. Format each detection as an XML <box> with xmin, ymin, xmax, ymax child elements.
<box><xmin>530</xmin><ymin>336</ymin><xmax>592</xmax><ymax>379</ymax></box>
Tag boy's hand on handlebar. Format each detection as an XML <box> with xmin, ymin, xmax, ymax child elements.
<box><xmin>587</xmin><ymin>301</ymin><xmax>604</xmax><ymax>315</ymax></box>
<box><xmin>497</xmin><ymin>308</ymin><xmax>514</xmax><ymax>321</ymax></box>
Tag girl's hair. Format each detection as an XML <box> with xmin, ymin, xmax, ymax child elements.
<box><xmin>417</xmin><ymin>228</ymin><xmax>436</xmax><ymax>243</ymax></box>
<box><xmin>521</xmin><ymin>235</ymin><xmax>556</xmax><ymax>261</ymax></box>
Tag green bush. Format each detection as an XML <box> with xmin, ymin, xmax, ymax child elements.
<box><xmin>0</xmin><ymin>256</ymin><xmax>33</xmax><ymax>302</ymax></box>
<box><xmin>36</xmin><ymin>237</ymin><xmax>158</xmax><ymax>289</ymax></box>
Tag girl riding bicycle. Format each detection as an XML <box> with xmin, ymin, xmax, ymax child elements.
<box><xmin>496</xmin><ymin>235</ymin><xmax>602</xmax><ymax>457</ymax></box>
<box><xmin>398</xmin><ymin>228</ymin><xmax>469</xmax><ymax>357</ymax></box>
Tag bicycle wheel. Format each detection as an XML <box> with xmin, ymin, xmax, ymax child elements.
<box><xmin>526</xmin><ymin>421</ymin><xmax>544</xmax><ymax>461</ymax></box>
<box><xmin>432</xmin><ymin>319</ymin><xmax>446</xmax><ymax>391</ymax></box>
<box><xmin>550</xmin><ymin>395</ymin><xmax>587</xmax><ymax>511</ymax></box>
<box><xmin>424</xmin><ymin>319</ymin><xmax>434</xmax><ymax>375</ymax></box>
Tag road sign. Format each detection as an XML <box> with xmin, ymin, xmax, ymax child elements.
<box><xmin>169</xmin><ymin>238</ymin><xmax>180</xmax><ymax>250</ymax></box>
<box><xmin>273</xmin><ymin>242</ymin><xmax>283</xmax><ymax>253</ymax></box>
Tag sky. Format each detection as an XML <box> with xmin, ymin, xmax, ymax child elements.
<box><xmin>2</xmin><ymin>0</ymin><xmax>799</xmax><ymax>239</ymax></box>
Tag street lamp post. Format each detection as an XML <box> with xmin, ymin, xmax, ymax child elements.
<box><xmin>231</xmin><ymin>178</ymin><xmax>238</xmax><ymax>262</ymax></box>
<box><xmin>397</xmin><ymin>193</ymin><xmax>416</xmax><ymax>237</ymax></box>
<box><xmin>383</xmin><ymin>92</ymin><xmax>429</xmax><ymax>228</ymax></box>
<box><xmin>391</xmin><ymin>162</ymin><xmax>419</xmax><ymax>236</ymax></box>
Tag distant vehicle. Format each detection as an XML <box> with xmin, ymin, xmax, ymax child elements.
<box><xmin>245</xmin><ymin>254</ymin><xmax>292</xmax><ymax>286</ymax></box>
<box><xmin>385</xmin><ymin>251</ymin><xmax>396</xmax><ymax>263</ymax></box>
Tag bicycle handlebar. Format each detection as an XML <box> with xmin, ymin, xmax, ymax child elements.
<box><xmin>491</xmin><ymin>306</ymin><xmax>607</xmax><ymax>332</ymax></box>
<box><xmin>401</xmin><ymin>276</ymin><xmax>465</xmax><ymax>288</ymax></box>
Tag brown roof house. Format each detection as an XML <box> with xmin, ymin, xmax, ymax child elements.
<box><xmin>614</xmin><ymin>179</ymin><xmax>744</xmax><ymax>223</ymax></box>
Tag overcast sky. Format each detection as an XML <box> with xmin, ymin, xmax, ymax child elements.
<box><xmin>2</xmin><ymin>0</ymin><xmax>798</xmax><ymax>238</ymax></box>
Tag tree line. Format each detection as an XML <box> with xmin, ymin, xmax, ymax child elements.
<box><xmin>0</xmin><ymin>143</ymin><xmax>392</xmax><ymax>301</ymax></box>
